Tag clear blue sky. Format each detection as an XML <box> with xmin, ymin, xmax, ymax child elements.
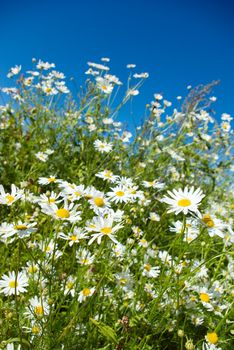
<box><xmin>0</xmin><ymin>0</ymin><xmax>233</xmax><ymax>126</ymax></box>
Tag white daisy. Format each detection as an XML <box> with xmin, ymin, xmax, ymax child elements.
<box><xmin>26</xmin><ymin>296</ymin><xmax>50</xmax><ymax>319</ymax></box>
<box><xmin>107</xmin><ymin>186</ymin><xmax>131</xmax><ymax>204</ymax></box>
<box><xmin>202</xmin><ymin>214</ymin><xmax>226</xmax><ymax>238</ymax></box>
<box><xmin>0</xmin><ymin>184</ymin><xmax>23</xmax><ymax>206</ymax></box>
<box><xmin>96</xmin><ymin>77</ymin><xmax>113</xmax><ymax>94</ymax></box>
<box><xmin>87</xmin><ymin>214</ymin><xmax>122</xmax><ymax>245</ymax></box>
<box><xmin>95</xmin><ymin>170</ymin><xmax>119</xmax><ymax>183</ymax></box>
<box><xmin>14</xmin><ymin>220</ymin><xmax>37</xmax><ymax>238</ymax></box>
<box><xmin>142</xmin><ymin>263</ymin><xmax>160</xmax><ymax>278</ymax></box>
<box><xmin>59</xmin><ymin>228</ymin><xmax>88</xmax><ymax>246</ymax></box>
<box><xmin>162</xmin><ymin>186</ymin><xmax>205</xmax><ymax>216</ymax></box>
<box><xmin>0</xmin><ymin>271</ymin><xmax>28</xmax><ymax>295</ymax></box>
<box><xmin>78</xmin><ymin>287</ymin><xmax>95</xmax><ymax>303</ymax></box>
<box><xmin>38</xmin><ymin>176</ymin><xmax>60</xmax><ymax>185</ymax></box>
<box><xmin>40</xmin><ymin>201</ymin><xmax>81</xmax><ymax>223</ymax></box>
<box><xmin>94</xmin><ymin>139</ymin><xmax>113</xmax><ymax>153</ymax></box>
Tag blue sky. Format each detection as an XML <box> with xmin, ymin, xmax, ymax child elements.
<box><xmin>0</xmin><ymin>0</ymin><xmax>233</xmax><ymax>126</ymax></box>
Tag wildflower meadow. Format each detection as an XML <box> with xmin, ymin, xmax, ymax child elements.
<box><xmin>0</xmin><ymin>58</ymin><xmax>233</xmax><ymax>350</ymax></box>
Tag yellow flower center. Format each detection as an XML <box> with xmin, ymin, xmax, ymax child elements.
<box><xmin>105</xmin><ymin>171</ymin><xmax>112</xmax><ymax>178</ymax></box>
<box><xmin>32</xmin><ymin>326</ymin><xmax>40</xmax><ymax>334</ymax></box>
<box><xmin>207</xmin><ymin>332</ymin><xmax>218</xmax><ymax>344</ymax></box>
<box><xmin>116</xmin><ymin>191</ymin><xmax>125</xmax><ymax>197</ymax></box>
<box><xmin>102</xmin><ymin>85</ymin><xmax>107</xmax><ymax>90</ymax></box>
<box><xmin>100</xmin><ymin>227</ymin><xmax>112</xmax><ymax>235</ymax></box>
<box><xmin>48</xmin><ymin>177</ymin><xmax>56</xmax><ymax>183</ymax></box>
<box><xmin>200</xmin><ymin>293</ymin><xmax>210</xmax><ymax>303</ymax></box>
<box><xmin>70</xmin><ymin>235</ymin><xmax>77</xmax><ymax>241</ymax></box>
<box><xmin>46</xmin><ymin>87</ymin><xmax>52</xmax><ymax>93</ymax></box>
<box><xmin>119</xmin><ymin>278</ymin><xmax>127</xmax><ymax>285</ymax></box>
<box><xmin>66</xmin><ymin>282</ymin><xmax>74</xmax><ymax>289</ymax></box>
<box><xmin>56</xmin><ymin>208</ymin><xmax>70</xmax><ymax>218</ymax></box>
<box><xmin>32</xmin><ymin>325</ymin><xmax>41</xmax><ymax>334</ymax></box>
<box><xmin>177</xmin><ymin>198</ymin><xmax>191</xmax><ymax>207</ymax></box>
<box><xmin>49</xmin><ymin>197</ymin><xmax>55</xmax><ymax>203</ymax></box>
<box><xmin>82</xmin><ymin>288</ymin><xmax>91</xmax><ymax>296</ymax></box>
<box><xmin>202</xmin><ymin>214</ymin><xmax>214</xmax><ymax>228</ymax></box>
<box><xmin>75</xmin><ymin>191</ymin><xmax>81</xmax><ymax>197</ymax></box>
<box><xmin>15</xmin><ymin>224</ymin><xmax>28</xmax><ymax>230</ymax></box>
<box><xmin>34</xmin><ymin>305</ymin><xmax>44</xmax><ymax>315</ymax></box>
<box><xmin>144</xmin><ymin>263</ymin><xmax>151</xmax><ymax>272</ymax></box>
<box><xmin>9</xmin><ymin>280</ymin><xmax>18</xmax><ymax>288</ymax></box>
<box><xmin>6</xmin><ymin>195</ymin><xmax>14</xmax><ymax>203</ymax></box>
<box><xmin>28</xmin><ymin>265</ymin><xmax>38</xmax><ymax>273</ymax></box>
<box><xmin>94</xmin><ymin>197</ymin><xmax>105</xmax><ymax>207</ymax></box>
<box><xmin>81</xmin><ymin>258</ymin><xmax>89</xmax><ymax>264</ymax></box>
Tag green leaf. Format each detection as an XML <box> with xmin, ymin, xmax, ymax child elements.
<box><xmin>90</xmin><ymin>318</ymin><xmax>117</xmax><ymax>344</ymax></box>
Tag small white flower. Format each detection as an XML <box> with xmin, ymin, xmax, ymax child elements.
<box><xmin>0</xmin><ymin>271</ymin><xmax>28</xmax><ymax>295</ymax></box>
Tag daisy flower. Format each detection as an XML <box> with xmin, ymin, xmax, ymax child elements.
<box><xmin>88</xmin><ymin>189</ymin><xmax>111</xmax><ymax>210</ymax></box>
<box><xmin>38</xmin><ymin>176</ymin><xmax>61</xmax><ymax>185</ymax></box>
<box><xmin>64</xmin><ymin>276</ymin><xmax>76</xmax><ymax>297</ymax></box>
<box><xmin>94</xmin><ymin>139</ymin><xmax>113</xmax><ymax>153</ymax></box>
<box><xmin>95</xmin><ymin>170</ymin><xmax>119</xmax><ymax>183</ymax></box>
<box><xmin>161</xmin><ymin>186</ymin><xmax>205</xmax><ymax>216</ymax></box>
<box><xmin>0</xmin><ymin>184</ymin><xmax>23</xmax><ymax>205</ymax></box>
<box><xmin>0</xmin><ymin>271</ymin><xmax>28</xmax><ymax>295</ymax></box>
<box><xmin>35</xmin><ymin>151</ymin><xmax>49</xmax><ymax>162</ymax></box>
<box><xmin>76</xmin><ymin>248</ymin><xmax>95</xmax><ymax>266</ymax></box>
<box><xmin>14</xmin><ymin>220</ymin><xmax>37</xmax><ymax>238</ymax></box>
<box><xmin>107</xmin><ymin>186</ymin><xmax>131</xmax><ymax>204</ymax></box>
<box><xmin>60</xmin><ymin>183</ymin><xmax>85</xmax><ymax>201</ymax></box>
<box><xmin>40</xmin><ymin>201</ymin><xmax>81</xmax><ymax>223</ymax></box>
<box><xmin>96</xmin><ymin>77</ymin><xmax>113</xmax><ymax>94</ymax></box>
<box><xmin>78</xmin><ymin>287</ymin><xmax>95</xmax><ymax>303</ymax></box>
<box><xmin>202</xmin><ymin>214</ymin><xmax>226</xmax><ymax>238</ymax></box>
<box><xmin>142</xmin><ymin>263</ymin><xmax>160</xmax><ymax>278</ymax></box>
<box><xmin>26</xmin><ymin>296</ymin><xmax>50</xmax><ymax>319</ymax></box>
<box><xmin>59</xmin><ymin>228</ymin><xmax>88</xmax><ymax>246</ymax></box>
<box><xmin>37</xmin><ymin>191</ymin><xmax>63</xmax><ymax>205</ymax></box>
<box><xmin>88</xmin><ymin>61</ymin><xmax>109</xmax><ymax>71</ymax></box>
<box><xmin>87</xmin><ymin>214</ymin><xmax>123</xmax><ymax>245</ymax></box>
<box><xmin>0</xmin><ymin>222</ymin><xmax>16</xmax><ymax>242</ymax></box>
<box><xmin>142</xmin><ymin>180</ymin><xmax>165</xmax><ymax>190</ymax></box>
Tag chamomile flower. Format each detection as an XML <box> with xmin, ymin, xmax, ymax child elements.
<box><xmin>59</xmin><ymin>228</ymin><xmax>88</xmax><ymax>246</ymax></box>
<box><xmin>37</xmin><ymin>191</ymin><xmax>63</xmax><ymax>205</ymax></box>
<box><xmin>107</xmin><ymin>186</ymin><xmax>131</xmax><ymax>204</ymax></box>
<box><xmin>76</xmin><ymin>248</ymin><xmax>95</xmax><ymax>266</ymax></box>
<box><xmin>0</xmin><ymin>184</ymin><xmax>23</xmax><ymax>205</ymax></box>
<box><xmin>142</xmin><ymin>263</ymin><xmax>160</xmax><ymax>278</ymax></box>
<box><xmin>142</xmin><ymin>180</ymin><xmax>165</xmax><ymax>189</ymax></box>
<box><xmin>0</xmin><ymin>271</ymin><xmax>28</xmax><ymax>295</ymax></box>
<box><xmin>96</xmin><ymin>77</ymin><xmax>113</xmax><ymax>94</ymax></box>
<box><xmin>0</xmin><ymin>222</ymin><xmax>16</xmax><ymax>242</ymax></box>
<box><xmin>78</xmin><ymin>287</ymin><xmax>95</xmax><ymax>303</ymax></box>
<box><xmin>38</xmin><ymin>176</ymin><xmax>60</xmax><ymax>185</ymax></box>
<box><xmin>27</xmin><ymin>296</ymin><xmax>50</xmax><ymax>319</ymax></box>
<box><xmin>202</xmin><ymin>214</ymin><xmax>226</xmax><ymax>238</ymax></box>
<box><xmin>64</xmin><ymin>276</ymin><xmax>76</xmax><ymax>296</ymax></box>
<box><xmin>35</xmin><ymin>151</ymin><xmax>49</xmax><ymax>162</ymax></box>
<box><xmin>88</xmin><ymin>189</ymin><xmax>111</xmax><ymax>210</ymax></box>
<box><xmin>162</xmin><ymin>186</ymin><xmax>205</xmax><ymax>216</ymax></box>
<box><xmin>94</xmin><ymin>139</ymin><xmax>113</xmax><ymax>153</ymax></box>
<box><xmin>87</xmin><ymin>214</ymin><xmax>122</xmax><ymax>245</ymax></box>
<box><xmin>14</xmin><ymin>220</ymin><xmax>37</xmax><ymax>238</ymax></box>
<box><xmin>40</xmin><ymin>201</ymin><xmax>81</xmax><ymax>223</ymax></box>
<box><xmin>95</xmin><ymin>170</ymin><xmax>119</xmax><ymax>183</ymax></box>
<box><xmin>60</xmin><ymin>183</ymin><xmax>85</xmax><ymax>201</ymax></box>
